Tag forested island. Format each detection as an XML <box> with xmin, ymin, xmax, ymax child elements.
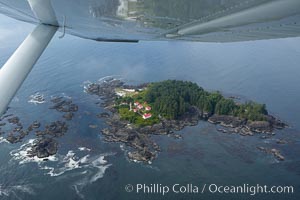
<box><xmin>86</xmin><ymin>79</ymin><xmax>287</xmax><ymax>163</ymax></box>
<box><xmin>115</xmin><ymin>80</ymin><xmax>270</xmax><ymax>126</ymax></box>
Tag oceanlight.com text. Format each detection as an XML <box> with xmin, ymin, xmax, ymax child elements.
<box><xmin>124</xmin><ymin>183</ymin><xmax>294</xmax><ymax>196</ymax></box>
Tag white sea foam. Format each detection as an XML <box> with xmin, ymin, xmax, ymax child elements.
<box><xmin>120</xmin><ymin>144</ymin><xmax>125</xmax><ymax>151</ymax></box>
<box><xmin>61</xmin><ymin>93</ymin><xmax>72</xmax><ymax>99</ymax></box>
<box><xmin>0</xmin><ymin>137</ymin><xmax>8</xmax><ymax>144</ymax></box>
<box><xmin>28</xmin><ymin>92</ymin><xmax>46</xmax><ymax>105</ymax></box>
<box><xmin>78</xmin><ymin>147</ymin><xmax>91</xmax><ymax>152</ymax></box>
<box><xmin>83</xmin><ymin>81</ymin><xmax>92</xmax><ymax>93</ymax></box>
<box><xmin>73</xmin><ymin>184</ymin><xmax>85</xmax><ymax>199</ymax></box>
<box><xmin>9</xmin><ymin>140</ymin><xmax>114</xmax><ymax>199</ymax></box>
<box><xmin>10</xmin><ymin>139</ymin><xmax>58</xmax><ymax>165</ymax></box>
<box><xmin>97</xmin><ymin>75</ymin><xmax>122</xmax><ymax>83</ymax></box>
<box><xmin>83</xmin><ymin>76</ymin><xmax>124</xmax><ymax>95</ymax></box>
<box><xmin>10</xmin><ymin>140</ymin><xmax>113</xmax><ymax>179</ymax></box>
<box><xmin>39</xmin><ymin>153</ymin><xmax>108</xmax><ymax>180</ymax></box>
<box><xmin>71</xmin><ymin>155</ymin><xmax>112</xmax><ymax>199</ymax></box>
<box><xmin>0</xmin><ymin>185</ymin><xmax>9</xmax><ymax>197</ymax></box>
<box><xmin>0</xmin><ymin>184</ymin><xmax>35</xmax><ymax>198</ymax></box>
<box><xmin>89</xmin><ymin>156</ymin><xmax>110</xmax><ymax>183</ymax></box>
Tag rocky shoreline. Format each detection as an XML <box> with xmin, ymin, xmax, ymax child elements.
<box><xmin>208</xmin><ymin>114</ymin><xmax>286</xmax><ymax>136</ymax></box>
<box><xmin>85</xmin><ymin>79</ymin><xmax>288</xmax><ymax>163</ymax></box>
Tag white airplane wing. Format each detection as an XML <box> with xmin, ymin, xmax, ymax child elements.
<box><xmin>0</xmin><ymin>0</ymin><xmax>300</xmax><ymax>115</ymax></box>
<box><xmin>0</xmin><ymin>0</ymin><xmax>300</xmax><ymax>42</ymax></box>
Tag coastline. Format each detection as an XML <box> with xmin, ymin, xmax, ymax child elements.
<box><xmin>85</xmin><ymin>78</ymin><xmax>287</xmax><ymax>163</ymax></box>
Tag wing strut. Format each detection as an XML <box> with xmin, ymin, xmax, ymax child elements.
<box><xmin>0</xmin><ymin>0</ymin><xmax>58</xmax><ymax>116</ymax></box>
<box><xmin>0</xmin><ymin>25</ymin><xmax>57</xmax><ymax>115</ymax></box>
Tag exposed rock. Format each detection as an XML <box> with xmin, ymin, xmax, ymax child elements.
<box><xmin>128</xmin><ymin>150</ymin><xmax>155</xmax><ymax>163</ymax></box>
<box><xmin>171</xmin><ymin>134</ymin><xmax>182</xmax><ymax>139</ymax></box>
<box><xmin>271</xmin><ymin>149</ymin><xmax>285</xmax><ymax>161</ymax></box>
<box><xmin>257</xmin><ymin>146</ymin><xmax>268</xmax><ymax>153</ymax></box>
<box><xmin>35</xmin><ymin>131</ymin><xmax>46</xmax><ymax>137</ymax></box>
<box><xmin>31</xmin><ymin>121</ymin><xmax>41</xmax><ymax>129</ymax></box>
<box><xmin>13</xmin><ymin>126</ymin><xmax>23</xmax><ymax>132</ymax></box>
<box><xmin>19</xmin><ymin>130</ymin><xmax>29</xmax><ymax>138</ymax></box>
<box><xmin>276</xmin><ymin>139</ymin><xmax>288</xmax><ymax>145</ymax></box>
<box><xmin>69</xmin><ymin>104</ymin><xmax>79</xmax><ymax>112</ymax></box>
<box><xmin>257</xmin><ymin>146</ymin><xmax>285</xmax><ymax>161</ymax></box>
<box><xmin>265</xmin><ymin>115</ymin><xmax>287</xmax><ymax>129</ymax></box>
<box><xmin>45</xmin><ymin>121</ymin><xmax>68</xmax><ymax>137</ymax></box>
<box><xmin>217</xmin><ymin>128</ymin><xmax>229</xmax><ymax>134</ymax></box>
<box><xmin>0</xmin><ymin>95</ymin><xmax>78</xmax><ymax>159</ymax></box>
<box><xmin>240</xmin><ymin>127</ymin><xmax>254</xmax><ymax>136</ymax></box>
<box><xmin>208</xmin><ymin>114</ymin><xmax>285</xmax><ymax>136</ymax></box>
<box><xmin>247</xmin><ymin>121</ymin><xmax>272</xmax><ymax>133</ymax></box>
<box><xmin>26</xmin><ymin>120</ymin><xmax>40</xmax><ymax>133</ymax></box>
<box><xmin>50</xmin><ymin>97</ymin><xmax>78</xmax><ymax>114</ymax></box>
<box><xmin>51</xmin><ymin>96</ymin><xmax>63</xmax><ymax>103</ymax></box>
<box><xmin>6</xmin><ymin>133</ymin><xmax>20</xmax><ymax>143</ymax></box>
<box><xmin>208</xmin><ymin>115</ymin><xmax>245</xmax><ymax>128</ymax></box>
<box><xmin>8</xmin><ymin>117</ymin><xmax>20</xmax><ymax>124</ymax></box>
<box><xmin>28</xmin><ymin>138</ymin><xmax>58</xmax><ymax>158</ymax></box>
<box><xmin>63</xmin><ymin>112</ymin><xmax>74</xmax><ymax>120</ymax></box>
<box><xmin>97</xmin><ymin>112</ymin><xmax>110</xmax><ymax>118</ymax></box>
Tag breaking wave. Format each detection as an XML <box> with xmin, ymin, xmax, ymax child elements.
<box><xmin>28</xmin><ymin>92</ymin><xmax>46</xmax><ymax>105</ymax></box>
<box><xmin>0</xmin><ymin>137</ymin><xmax>8</xmax><ymax>144</ymax></box>
<box><xmin>97</xmin><ymin>75</ymin><xmax>122</xmax><ymax>83</ymax></box>
<box><xmin>10</xmin><ymin>139</ymin><xmax>58</xmax><ymax>164</ymax></box>
<box><xmin>10</xmin><ymin>140</ymin><xmax>113</xmax><ymax>177</ymax></box>
<box><xmin>9</xmin><ymin>140</ymin><xmax>115</xmax><ymax>199</ymax></box>
<box><xmin>83</xmin><ymin>75</ymin><xmax>123</xmax><ymax>93</ymax></box>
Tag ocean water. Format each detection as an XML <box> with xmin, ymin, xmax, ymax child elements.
<box><xmin>0</xmin><ymin>15</ymin><xmax>300</xmax><ymax>200</ymax></box>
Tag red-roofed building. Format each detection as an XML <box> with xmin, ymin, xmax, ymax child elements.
<box><xmin>133</xmin><ymin>109</ymin><xmax>138</xmax><ymax>113</ymax></box>
<box><xmin>137</xmin><ymin>104</ymin><xmax>143</xmax><ymax>110</ymax></box>
<box><xmin>143</xmin><ymin>113</ymin><xmax>152</xmax><ymax>119</ymax></box>
<box><xmin>134</xmin><ymin>102</ymin><xmax>140</xmax><ymax>106</ymax></box>
<box><xmin>145</xmin><ymin>106</ymin><xmax>152</xmax><ymax>111</ymax></box>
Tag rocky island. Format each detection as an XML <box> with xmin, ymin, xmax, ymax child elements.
<box><xmin>85</xmin><ymin>79</ymin><xmax>287</xmax><ymax>163</ymax></box>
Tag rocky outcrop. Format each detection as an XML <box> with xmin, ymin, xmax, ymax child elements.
<box><xmin>128</xmin><ymin>150</ymin><xmax>156</xmax><ymax>163</ymax></box>
<box><xmin>28</xmin><ymin>138</ymin><xmax>58</xmax><ymax>158</ymax></box>
<box><xmin>8</xmin><ymin>117</ymin><xmax>20</xmax><ymax>124</ymax></box>
<box><xmin>208</xmin><ymin>114</ymin><xmax>286</xmax><ymax>135</ymax></box>
<box><xmin>96</xmin><ymin>112</ymin><xmax>110</xmax><ymax>118</ymax></box>
<box><xmin>63</xmin><ymin>112</ymin><xmax>74</xmax><ymax>120</ymax></box>
<box><xmin>0</xmin><ymin>94</ymin><xmax>78</xmax><ymax>160</ymax></box>
<box><xmin>208</xmin><ymin>115</ymin><xmax>246</xmax><ymax>128</ymax></box>
<box><xmin>45</xmin><ymin>121</ymin><xmax>68</xmax><ymax>137</ymax></box>
<box><xmin>247</xmin><ymin>121</ymin><xmax>272</xmax><ymax>133</ymax></box>
<box><xmin>257</xmin><ymin>147</ymin><xmax>285</xmax><ymax>161</ymax></box>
